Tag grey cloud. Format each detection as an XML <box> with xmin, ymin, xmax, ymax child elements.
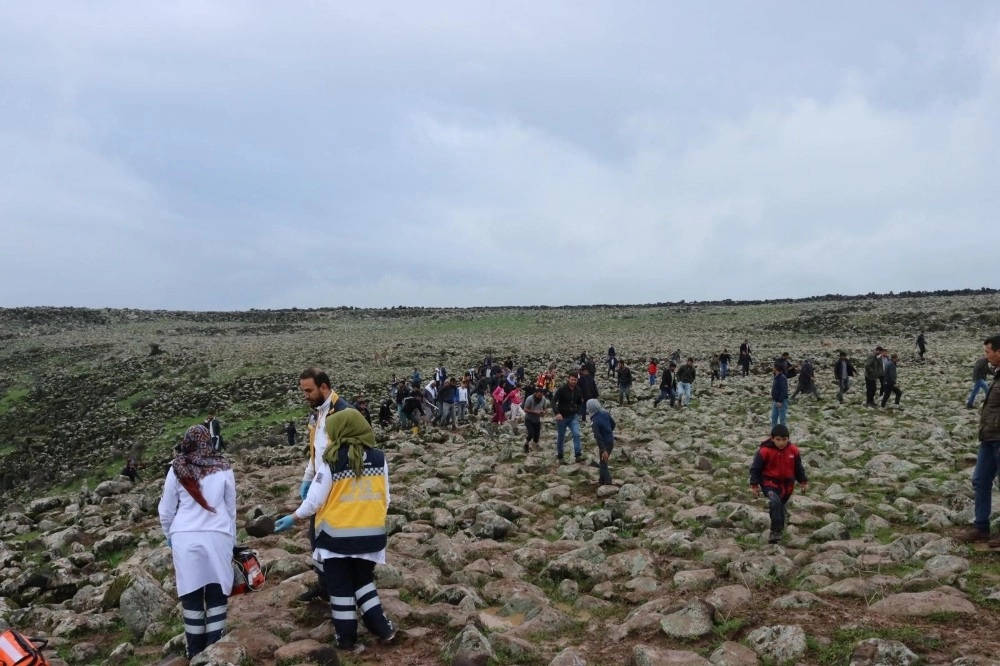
<box><xmin>1</xmin><ymin>2</ymin><xmax>998</xmax><ymax>308</ymax></box>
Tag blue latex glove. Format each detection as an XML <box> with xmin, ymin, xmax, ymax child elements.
<box><xmin>166</xmin><ymin>537</ymin><xmax>172</xmax><ymax>548</ymax></box>
<box><xmin>299</xmin><ymin>480</ymin><xmax>311</xmax><ymax>500</ymax></box>
<box><xmin>274</xmin><ymin>515</ymin><xmax>295</xmax><ymax>533</ymax></box>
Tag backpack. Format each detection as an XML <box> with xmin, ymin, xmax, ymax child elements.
<box><xmin>0</xmin><ymin>629</ymin><xmax>49</xmax><ymax>666</ymax></box>
<box><xmin>231</xmin><ymin>546</ymin><xmax>265</xmax><ymax>595</ymax></box>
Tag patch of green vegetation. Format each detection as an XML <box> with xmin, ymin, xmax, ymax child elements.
<box><xmin>226</xmin><ymin>407</ymin><xmax>305</xmax><ymax>439</ymax></box>
<box><xmin>146</xmin><ymin>616</ymin><xmax>185</xmax><ymax>644</ymax></box>
<box><xmin>490</xmin><ymin>643</ymin><xmax>545</xmax><ymax>666</ymax></box>
<box><xmin>0</xmin><ymin>386</ymin><xmax>29</xmax><ymax>415</ymax></box>
<box><xmin>714</xmin><ymin>617</ymin><xmax>745</xmax><ymax>638</ymax></box>
<box><xmin>12</xmin><ymin>530</ymin><xmax>41</xmax><ymax>542</ymax></box>
<box><xmin>806</xmin><ymin>625</ymin><xmax>943</xmax><ymax>665</ymax></box>
<box><xmin>53</xmin><ymin>459</ymin><xmax>126</xmax><ymax>495</ymax></box>
<box><xmin>118</xmin><ymin>389</ymin><xmax>154</xmax><ymax>412</ymax></box>
<box><xmin>98</xmin><ymin>546</ymin><xmax>137</xmax><ymax>570</ymax></box>
<box><xmin>267</xmin><ymin>483</ymin><xmax>291</xmax><ymax>497</ymax></box>
<box><xmin>925</xmin><ymin>610</ymin><xmax>962</xmax><ymax>623</ymax></box>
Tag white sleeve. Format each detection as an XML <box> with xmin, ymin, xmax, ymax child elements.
<box><xmin>384</xmin><ymin>461</ymin><xmax>391</xmax><ymax>508</ymax></box>
<box><xmin>225</xmin><ymin>470</ymin><xmax>237</xmax><ymax>540</ymax></box>
<box><xmin>295</xmin><ymin>458</ymin><xmax>333</xmax><ymax>519</ymax></box>
<box><xmin>158</xmin><ymin>469</ymin><xmax>179</xmax><ymax>537</ymax></box>
<box><xmin>302</xmin><ymin>457</ymin><xmax>315</xmax><ymax>483</ymax></box>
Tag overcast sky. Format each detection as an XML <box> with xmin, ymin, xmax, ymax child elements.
<box><xmin>1</xmin><ymin>2</ymin><xmax>998</xmax><ymax>309</ymax></box>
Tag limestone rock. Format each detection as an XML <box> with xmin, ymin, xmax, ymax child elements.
<box><xmin>745</xmin><ymin>625</ymin><xmax>807</xmax><ymax>665</ymax></box>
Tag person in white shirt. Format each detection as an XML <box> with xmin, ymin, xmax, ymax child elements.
<box><xmin>297</xmin><ymin>368</ymin><xmax>353</xmax><ymax>602</ymax></box>
<box><xmin>158</xmin><ymin>425</ymin><xmax>236</xmax><ymax>660</ymax></box>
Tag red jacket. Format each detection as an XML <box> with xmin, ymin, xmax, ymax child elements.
<box><xmin>749</xmin><ymin>439</ymin><xmax>807</xmax><ymax>500</ymax></box>
<box><xmin>648</xmin><ymin>363</ymin><xmax>658</xmax><ymax>375</ymax></box>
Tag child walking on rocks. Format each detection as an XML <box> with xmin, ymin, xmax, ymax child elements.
<box><xmin>749</xmin><ymin>424</ymin><xmax>808</xmax><ymax>544</ymax></box>
<box><xmin>587</xmin><ymin>399</ymin><xmax>616</xmax><ymax>485</ymax></box>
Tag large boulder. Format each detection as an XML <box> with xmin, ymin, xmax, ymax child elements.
<box><xmin>118</xmin><ymin>573</ymin><xmax>174</xmax><ymax>639</ymax></box>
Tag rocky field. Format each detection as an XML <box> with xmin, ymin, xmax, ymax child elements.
<box><xmin>2</xmin><ymin>293</ymin><xmax>1000</xmax><ymax>666</ymax></box>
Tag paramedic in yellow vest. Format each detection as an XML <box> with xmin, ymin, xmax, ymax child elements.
<box><xmin>274</xmin><ymin>408</ymin><xmax>397</xmax><ymax>653</ymax></box>
<box><xmin>295</xmin><ymin>367</ymin><xmax>352</xmax><ymax>602</ymax></box>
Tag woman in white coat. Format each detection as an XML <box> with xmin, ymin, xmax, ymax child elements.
<box><xmin>158</xmin><ymin>425</ymin><xmax>236</xmax><ymax>659</ymax></box>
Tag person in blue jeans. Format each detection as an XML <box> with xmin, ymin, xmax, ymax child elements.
<box><xmin>770</xmin><ymin>362</ymin><xmax>788</xmax><ymax>427</ymax></box>
<box><xmin>968</xmin><ymin>355</ymin><xmax>991</xmax><ymax>409</ymax></box>
<box><xmin>960</xmin><ymin>335</ymin><xmax>1000</xmax><ymax>546</ymax></box>
<box><xmin>552</xmin><ymin>371</ymin><xmax>584</xmax><ymax>463</ymax></box>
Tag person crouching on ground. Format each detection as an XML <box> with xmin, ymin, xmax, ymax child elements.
<box><xmin>587</xmin><ymin>399</ymin><xmax>616</xmax><ymax>485</ymax></box>
<box><xmin>749</xmin><ymin>424</ymin><xmax>808</xmax><ymax>544</ymax></box>
<box><xmin>274</xmin><ymin>409</ymin><xmax>397</xmax><ymax>653</ymax></box>
<box><xmin>158</xmin><ymin>425</ymin><xmax>236</xmax><ymax>660</ymax></box>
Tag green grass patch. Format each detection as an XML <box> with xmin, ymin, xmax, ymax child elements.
<box><xmin>12</xmin><ymin>530</ymin><xmax>41</xmax><ymax>542</ymax></box>
<box><xmin>0</xmin><ymin>386</ymin><xmax>29</xmax><ymax>415</ymax></box>
<box><xmin>99</xmin><ymin>546</ymin><xmax>137</xmax><ymax>570</ymax></box>
<box><xmin>806</xmin><ymin>625</ymin><xmax>943</xmax><ymax>665</ymax></box>
<box><xmin>714</xmin><ymin>617</ymin><xmax>745</xmax><ymax>638</ymax></box>
<box><xmin>267</xmin><ymin>483</ymin><xmax>291</xmax><ymax>497</ymax></box>
<box><xmin>225</xmin><ymin>407</ymin><xmax>305</xmax><ymax>439</ymax></box>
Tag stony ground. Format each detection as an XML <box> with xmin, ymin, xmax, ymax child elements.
<box><xmin>2</xmin><ymin>294</ymin><xmax>1000</xmax><ymax>665</ymax></box>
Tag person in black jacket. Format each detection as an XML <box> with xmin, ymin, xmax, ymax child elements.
<box><xmin>833</xmin><ymin>352</ymin><xmax>855</xmax><ymax>404</ymax></box>
<box><xmin>653</xmin><ymin>362</ymin><xmax>677</xmax><ymax>407</ymax></box>
<box><xmin>552</xmin><ymin>372</ymin><xmax>584</xmax><ymax>463</ymax></box>
<box><xmin>790</xmin><ymin>359</ymin><xmax>821</xmax><ymax>402</ymax></box>
<box><xmin>577</xmin><ymin>366</ymin><xmax>599</xmax><ymax>422</ymax></box>
<box><xmin>616</xmin><ymin>361</ymin><xmax>634</xmax><ymax>405</ymax></box>
<box><xmin>916</xmin><ymin>332</ymin><xmax>927</xmax><ymax>359</ymax></box>
<box><xmin>739</xmin><ymin>340</ymin><xmax>752</xmax><ymax>377</ymax></box>
<box><xmin>880</xmin><ymin>354</ymin><xmax>902</xmax><ymax>407</ymax></box>
<box><xmin>771</xmin><ymin>363</ymin><xmax>788</xmax><ymax>427</ymax></box>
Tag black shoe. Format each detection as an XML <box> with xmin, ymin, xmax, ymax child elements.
<box><xmin>768</xmin><ymin>530</ymin><xmax>781</xmax><ymax>544</ymax></box>
<box><xmin>575</xmin><ymin>456</ymin><xmax>584</xmax><ymax>463</ymax></box>
<box><xmin>296</xmin><ymin>584</ymin><xmax>324</xmax><ymax>602</ymax></box>
<box><xmin>523</xmin><ymin>443</ymin><xmax>529</xmax><ymax>453</ymax></box>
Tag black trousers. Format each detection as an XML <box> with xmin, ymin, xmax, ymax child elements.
<box><xmin>597</xmin><ymin>439</ymin><xmax>614</xmax><ymax>485</ymax></box>
<box><xmin>324</xmin><ymin>557</ymin><xmax>394</xmax><ymax>648</ymax></box>
<box><xmin>881</xmin><ymin>381</ymin><xmax>902</xmax><ymax>406</ymax></box>
<box><xmin>525</xmin><ymin>420</ymin><xmax>541</xmax><ymax>443</ymax></box>
<box><xmin>865</xmin><ymin>378</ymin><xmax>878</xmax><ymax>405</ymax></box>
<box><xmin>762</xmin><ymin>487</ymin><xmax>789</xmax><ymax>533</ymax></box>
<box><xmin>180</xmin><ymin>583</ymin><xmax>227</xmax><ymax>659</ymax></box>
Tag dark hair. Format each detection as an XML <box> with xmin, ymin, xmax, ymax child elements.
<box><xmin>568</xmin><ymin>371</ymin><xmax>579</xmax><ymax>379</ymax></box>
<box><xmin>773</xmin><ymin>362</ymin><xmax>783</xmax><ymax>370</ymax></box>
<box><xmin>300</xmin><ymin>367</ymin><xmax>331</xmax><ymax>389</ymax></box>
<box><xmin>985</xmin><ymin>335</ymin><xmax>1000</xmax><ymax>351</ymax></box>
<box><xmin>770</xmin><ymin>424</ymin><xmax>790</xmax><ymax>438</ymax></box>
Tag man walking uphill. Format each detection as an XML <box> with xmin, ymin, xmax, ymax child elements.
<box><xmin>771</xmin><ymin>362</ymin><xmax>789</xmax><ymax>427</ymax></box>
<box><xmin>959</xmin><ymin>335</ymin><xmax>1000</xmax><ymax>547</ymax></box>
<box><xmin>552</xmin><ymin>371</ymin><xmax>584</xmax><ymax>463</ymax></box>
<box><xmin>864</xmin><ymin>347</ymin><xmax>886</xmax><ymax>408</ymax></box>
<box><xmin>968</xmin><ymin>354</ymin><xmax>991</xmax><ymax>409</ymax></box>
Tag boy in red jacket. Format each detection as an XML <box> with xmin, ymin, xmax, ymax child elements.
<box><xmin>749</xmin><ymin>424</ymin><xmax>808</xmax><ymax>544</ymax></box>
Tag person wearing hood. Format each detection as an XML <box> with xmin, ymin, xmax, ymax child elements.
<box><xmin>274</xmin><ymin>408</ymin><xmax>397</xmax><ymax>653</ymax></box>
<box><xmin>587</xmin><ymin>399</ymin><xmax>616</xmax><ymax>486</ymax></box>
<box><xmin>158</xmin><ymin>425</ymin><xmax>237</xmax><ymax>660</ymax></box>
